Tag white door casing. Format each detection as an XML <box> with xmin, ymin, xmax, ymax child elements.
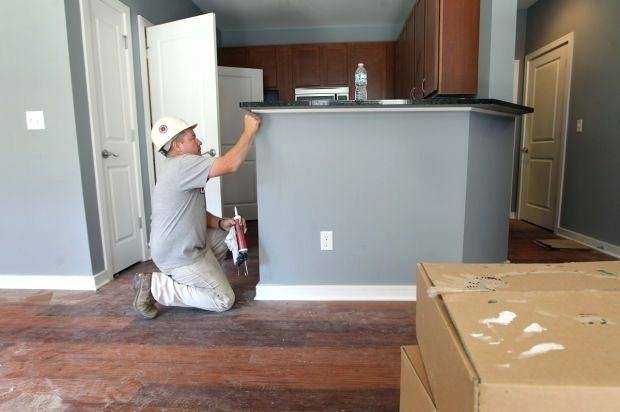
<box><xmin>218</xmin><ymin>66</ymin><xmax>263</xmax><ymax>219</ymax></box>
<box><xmin>518</xmin><ymin>34</ymin><xmax>573</xmax><ymax>230</ymax></box>
<box><xmin>80</xmin><ymin>0</ymin><xmax>148</xmax><ymax>276</ymax></box>
<box><xmin>146</xmin><ymin>13</ymin><xmax>222</xmax><ymax>216</ymax></box>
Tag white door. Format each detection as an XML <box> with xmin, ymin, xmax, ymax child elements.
<box><xmin>82</xmin><ymin>0</ymin><xmax>145</xmax><ymax>274</ymax></box>
<box><xmin>218</xmin><ymin>66</ymin><xmax>263</xmax><ymax>219</ymax></box>
<box><xmin>146</xmin><ymin>14</ymin><xmax>222</xmax><ymax>216</ymax></box>
<box><xmin>518</xmin><ymin>39</ymin><xmax>570</xmax><ymax>229</ymax></box>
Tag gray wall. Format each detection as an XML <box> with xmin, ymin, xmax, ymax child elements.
<box><xmin>477</xmin><ymin>0</ymin><xmax>518</xmax><ymax>101</ymax></box>
<box><xmin>220</xmin><ymin>24</ymin><xmax>402</xmax><ymax>47</ymax></box>
<box><xmin>463</xmin><ymin>113</ymin><xmax>515</xmax><ymax>261</ymax></box>
<box><xmin>255</xmin><ymin>110</ymin><xmax>515</xmax><ymax>286</ymax></box>
<box><xmin>526</xmin><ymin>0</ymin><xmax>620</xmax><ymax>245</ymax></box>
<box><xmin>63</xmin><ymin>0</ymin><xmax>202</xmax><ymax>273</ymax></box>
<box><xmin>0</xmin><ymin>1</ymin><xmax>93</xmax><ymax>276</ymax></box>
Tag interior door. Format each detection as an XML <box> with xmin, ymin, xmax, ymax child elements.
<box><xmin>518</xmin><ymin>42</ymin><xmax>569</xmax><ymax>229</ymax></box>
<box><xmin>83</xmin><ymin>0</ymin><xmax>143</xmax><ymax>273</ymax></box>
<box><xmin>218</xmin><ymin>66</ymin><xmax>263</xmax><ymax>220</ymax></box>
<box><xmin>146</xmin><ymin>13</ymin><xmax>223</xmax><ymax>216</ymax></box>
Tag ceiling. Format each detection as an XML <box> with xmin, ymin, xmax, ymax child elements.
<box><xmin>191</xmin><ymin>0</ymin><xmax>416</xmax><ymax>31</ymax></box>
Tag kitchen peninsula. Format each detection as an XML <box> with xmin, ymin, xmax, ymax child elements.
<box><xmin>241</xmin><ymin>98</ymin><xmax>532</xmax><ymax>300</ymax></box>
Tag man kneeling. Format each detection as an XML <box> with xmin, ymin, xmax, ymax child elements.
<box><xmin>133</xmin><ymin>113</ymin><xmax>261</xmax><ymax>319</ymax></box>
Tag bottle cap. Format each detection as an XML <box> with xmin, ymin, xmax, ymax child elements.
<box><xmin>358</xmin><ymin>63</ymin><xmax>364</xmax><ymax>67</ymax></box>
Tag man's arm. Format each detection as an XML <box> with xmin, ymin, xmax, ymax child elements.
<box><xmin>208</xmin><ymin>113</ymin><xmax>261</xmax><ymax>178</ymax></box>
<box><xmin>206</xmin><ymin>211</ymin><xmax>246</xmax><ymax>232</ymax></box>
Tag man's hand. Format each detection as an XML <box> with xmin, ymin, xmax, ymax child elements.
<box><xmin>243</xmin><ymin>113</ymin><xmax>261</xmax><ymax>136</ymax></box>
<box><xmin>219</xmin><ymin>217</ymin><xmax>247</xmax><ymax>233</ymax></box>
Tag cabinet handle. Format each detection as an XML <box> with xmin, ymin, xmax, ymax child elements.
<box><xmin>422</xmin><ymin>78</ymin><xmax>426</xmax><ymax>96</ymax></box>
<box><xmin>410</xmin><ymin>87</ymin><xmax>416</xmax><ymax>100</ymax></box>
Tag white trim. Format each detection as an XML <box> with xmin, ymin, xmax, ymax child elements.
<box><xmin>249</xmin><ymin>107</ymin><xmax>521</xmax><ymax>117</ymax></box>
<box><xmin>555</xmin><ymin>227</ymin><xmax>620</xmax><ymax>259</ymax></box>
<box><xmin>255</xmin><ymin>284</ymin><xmax>417</xmax><ymax>301</ymax></box>
<box><xmin>517</xmin><ymin>32</ymin><xmax>574</xmax><ymax>231</ymax></box>
<box><xmin>80</xmin><ymin>0</ymin><xmax>150</xmax><ymax>272</ymax></box>
<box><xmin>137</xmin><ymin>15</ymin><xmax>156</xmax><ymax>198</ymax></box>
<box><xmin>0</xmin><ymin>275</ymin><xmax>97</xmax><ymax>291</ymax></box>
<box><xmin>510</xmin><ymin>212</ymin><xmax>516</xmax><ymax>219</ymax></box>
<box><xmin>94</xmin><ymin>270</ymin><xmax>113</xmax><ymax>289</ymax></box>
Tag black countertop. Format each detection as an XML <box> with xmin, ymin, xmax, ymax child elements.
<box><xmin>240</xmin><ymin>97</ymin><xmax>533</xmax><ymax>115</ymax></box>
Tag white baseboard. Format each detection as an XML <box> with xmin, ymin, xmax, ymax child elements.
<box><xmin>255</xmin><ymin>284</ymin><xmax>417</xmax><ymax>301</ymax></box>
<box><xmin>0</xmin><ymin>274</ymin><xmax>98</xmax><ymax>291</ymax></box>
<box><xmin>555</xmin><ymin>227</ymin><xmax>620</xmax><ymax>259</ymax></box>
<box><xmin>94</xmin><ymin>270</ymin><xmax>112</xmax><ymax>289</ymax></box>
<box><xmin>509</xmin><ymin>212</ymin><xmax>517</xmax><ymax>219</ymax></box>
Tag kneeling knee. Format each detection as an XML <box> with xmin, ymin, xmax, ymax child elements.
<box><xmin>215</xmin><ymin>292</ymin><xmax>235</xmax><ymax>312</ymax></box>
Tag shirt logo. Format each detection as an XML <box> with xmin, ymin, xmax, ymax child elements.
<box><xmin>159</xmin><ymin>124</ymin><xmax>167</xmax><ymax>134</ymax></box>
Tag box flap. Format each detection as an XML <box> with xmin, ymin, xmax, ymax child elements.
<box><xmin>422</xmin><ymin>261</ymin><xmax>620</xmax><ymax>296</ymax></box>
<box><xmin>401</xmin><ymin>345</ymin><xmax>436</xmax><ymax>412</ymax></box>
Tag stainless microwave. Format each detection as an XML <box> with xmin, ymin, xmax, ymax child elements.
<box><xmin>294</xmin><ymin>87</ymin><xmax>349</xmax><ymax>101</ymax></box>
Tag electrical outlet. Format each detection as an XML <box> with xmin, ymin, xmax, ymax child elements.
<box><xmin>576</xmin><ymin>119</ymin><xmax>583</xmax><ymax>133</ymax></box>
<box><xmin>25</xmin><ymin>111</ymin><xmax>45</xmax><ymax>130</ymax></box>
<box><xmin>320</xmin><ymin>231</ymin><xmax>333</xmax><ymax>251</ymax></box>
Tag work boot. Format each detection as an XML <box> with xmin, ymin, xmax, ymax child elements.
<box><xmin>132</xmin><ymin>273</ymin><xmax>158</xmax><ymax>319</ymax></box>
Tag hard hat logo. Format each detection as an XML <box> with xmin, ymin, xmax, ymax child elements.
<box><xmin>159</xmin><ymin>124</ymin><xmax>167</xmax><ymax>134</ymax></box>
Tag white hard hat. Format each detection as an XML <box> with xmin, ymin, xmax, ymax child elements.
<box><xmin>151</xmin><ymin>116</ymin><xmax>197</xmax><ymax>153</ymax></box>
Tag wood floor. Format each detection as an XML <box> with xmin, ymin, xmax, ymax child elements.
<box><xmin>0</xmin><ymin>220</ymin><xmax>615</xmax><ymax>411</ymax></box>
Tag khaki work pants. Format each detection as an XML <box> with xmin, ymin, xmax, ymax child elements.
<box><xmin>151</xmin><ymin>229</ymin><xmax>235</xmax><ymax>312</ymax></box>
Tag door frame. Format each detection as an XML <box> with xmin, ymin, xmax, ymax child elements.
<box><xmin>137</xmin><ymin>15</ymin><xmax>156</xmax><ymax>197</ymax></box>
<box><xmin>517</xmin><ymin>32</ymin><xmax>574</xmax><ymax>230</ymax></box>
<box><xmin>79</xmin><ymin>0</ymin><xmax>150</xmax><ymax>280</ymax></box>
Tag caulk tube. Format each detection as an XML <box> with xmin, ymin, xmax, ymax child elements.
<box><xmin>233</xmin><ymin>206</ymin><xmax>248</xmax><ymax>253</ymax></box>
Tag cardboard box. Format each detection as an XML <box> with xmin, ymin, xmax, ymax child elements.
<box><xmin>416</xmin><ymin>261</ymin><xmax>620</xmax><ymax>412</ymax></box>
<box><xmin>400</xmin><ymin>345</ymin><xmax>436</xmax><ymax>412</ymax></box>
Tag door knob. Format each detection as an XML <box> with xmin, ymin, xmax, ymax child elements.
<box><xmin>102</xmin><ymin>149</ymin><xmax>119</xmax><ymax>159</ymax></box>
<box><xmin>205</xmin><ymin>148</ymin><xmax>216</xmax><ymax>157</ymax></box>
<box><xmin>521</xmin><ymin>147</ymin><xmax>529</xmax><ymax>154</ymax></box>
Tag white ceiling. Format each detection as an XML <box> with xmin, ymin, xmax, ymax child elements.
<box><xmin>191</xmin><ymin>0</ymin><xmax>416</xmax><ymax>31</ymax></box>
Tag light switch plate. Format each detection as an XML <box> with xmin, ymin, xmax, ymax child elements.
<box><xmin>26</xmin><ymin>111</ymin><xmax>45</xmax><ymax>130</ymax></box>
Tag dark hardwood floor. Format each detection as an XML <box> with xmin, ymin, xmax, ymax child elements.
<box><xmin>0</xmin><ymin>220</ymin><xmax>615</xmax><ymax>411</ymax></box>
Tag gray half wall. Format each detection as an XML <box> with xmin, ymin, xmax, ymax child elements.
<box><xmin>525</xmin><ymin>0</ymin><xmax>620</xmax><ymax>246</ymax></box>
<box><xmin>256</xmin><ymin>111</ymin><xmax>481</xmax><ymax>286</ymax></box>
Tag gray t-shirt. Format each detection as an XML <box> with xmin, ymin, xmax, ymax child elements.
<box><xmin>149</xmin><ymin>154</ymin><xmax>214</xmax><ymax>271</ymax></box>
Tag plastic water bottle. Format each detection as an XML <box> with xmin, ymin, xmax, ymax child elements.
<box><xmin>354</xmin><ymin>63</ymin><xmax>368</xmax><ymax>100</ymax></box>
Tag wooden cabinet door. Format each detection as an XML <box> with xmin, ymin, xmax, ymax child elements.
<box><xmin>292</xmin><ymin>45</ymin><xmax>321</xmax><ymax>86</ymax></box>
<box><xmin>276</xmin><ymin>45</ymin><xmax>293</xmax><ymax>101</ymax></box>
<box><xmin>347</xmin><ymin>43</ymin><xmax>389</xmax><ymax>99</ymax></box>
<box><xmin>218</xmin><ymin>47</ymin><xmax>247</xmax><ymax>68</ymax></box>
<box><xmin>246</xmin><ymin>46</ymin><xmax>278</xmax><ymax>89</ymax></box>
<box><xmin>413</xmin><ymin>0</ymin><xmax>425</xmax><ymax>98</ymax></box>
<box><xmin>320</xmin><ymin>44</ymin><xmax>348</xmax><ymax>86</ymax></box>
<box><xmin>424</xmin><ymin>0</ymin><xmax>439</xmax><ymax>96</ymax></box>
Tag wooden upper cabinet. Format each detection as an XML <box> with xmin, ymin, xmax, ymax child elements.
<box><xmin>320</xmin><ymin>44</ymin><xmax>348</xmax><ymax>86</ymax></box>
<box><xmin>276</xmin><ymin>46</ymin><xmax>293</xmax><ymax>101</ymax></box>
<box><xmin>292</xmin><ymin>45</ymin><xmax>321</xmax><ymax>86</ymax></box>
<box><xmin>246</xmin><ymin>46</ymin><xmax>278</xmax><ymax>89</ymax></box>
<box><xmin>424</xmin><ymin>0</ymin><xmax>439</xmax><ymax>96</ymax></box>
<box><xmin>218</xmin><ymin>47</ymin><xmax>247</xmax><ymax>68</ymax></box>
<box><xmin>347</xmin><ymin>43</ymin><xmax>389</xmax><ymax>100</ymax></box>
<box><xmin>413</xmin><ymin>0</ymin><xmax>426</xmax><ymax>98</ymax></box>
<box><xmin>394</xmin><ymin>0</ymin><xmax>479</xmax><ymax>97</ymax></box>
